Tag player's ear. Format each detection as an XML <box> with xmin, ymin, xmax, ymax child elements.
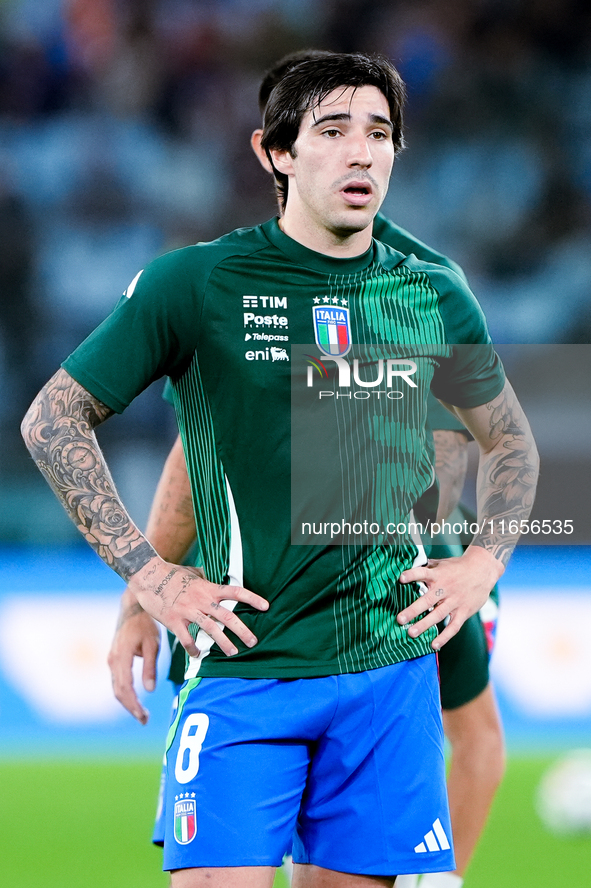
<box><xmin>268</xmin><ymin>147</ymin><xmax>294</xmax><ymax>177</ymax></box>
<box><xmin>250</xmin><ymin>130</ymin><xmax>273</xmax><ymax>174</ymax></box>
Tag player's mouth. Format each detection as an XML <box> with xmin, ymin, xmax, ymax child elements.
<box><xmin>340</xmin><ymin>181</ymin><xmax>374</xmax><ymax>206</ymax></box>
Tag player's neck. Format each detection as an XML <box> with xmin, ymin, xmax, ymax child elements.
<box><xmin>278</xmin><ymin>211</ymin><xmax>373</xmax><ymax>259</ymax></box>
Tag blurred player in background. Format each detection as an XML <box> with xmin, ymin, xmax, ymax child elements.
<box><xmin>108</xmin><ymin>52</ymin><xmax>505</xmax><ymax>888</ymax></box>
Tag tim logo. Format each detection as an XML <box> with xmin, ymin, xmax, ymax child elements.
<box><xmin>243</xmin><ymin>295</ymin><xmax>287</xmax><ymax>309</ymax></box>
<box><xmin>313</xmin><ymin>305</ymin><xmax>351</xmax><ymax>357</ymax></box>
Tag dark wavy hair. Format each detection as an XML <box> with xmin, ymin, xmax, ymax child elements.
<box><xmin>257</xmin><ymin>49</ymin><xmax>335</xmax><ymax>114</ymax></box>
<box><xmin>260</xmin><ymin>52</ymin><xmax>406</xmax><ymax>211</ymax></box>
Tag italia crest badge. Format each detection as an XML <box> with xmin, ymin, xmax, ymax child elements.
<box><xmin>174</xmin><ymin>796</ymin><xmax>197</xmax><ymax>844</ymax></box>
<box><xmin>313</xmin><ymin>304</ymin><xmax>352</xmax><ymax>356</ymax></box>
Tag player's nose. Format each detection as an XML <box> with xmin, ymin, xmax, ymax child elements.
<box><xmin>347</xmin><ymin>132</ymin><xmax>373</xmax><ymax>167</ymax></box>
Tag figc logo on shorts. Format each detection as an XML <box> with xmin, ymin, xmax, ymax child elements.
<box><xmin>174</xmin><ymin>794</ymin><xmax>197</xmax><ymax>844</ymax></box>
<box><xmin>313</xmin><ymin>305</ymin><xmax>352</xmax><ymax>357</ymax></box>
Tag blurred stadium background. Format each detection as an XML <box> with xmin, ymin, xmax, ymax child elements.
<box><xmin>0</xmin><ymin>1</ymin><xmax>590</xmax><ymax>885</ymax></box>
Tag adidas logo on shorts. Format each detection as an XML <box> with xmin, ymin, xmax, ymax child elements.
<box><xmin>413</xmin><ymin>818</ymin><xmax>451</xmax><ymax>853</ymax></box>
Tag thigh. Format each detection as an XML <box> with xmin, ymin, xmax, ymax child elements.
<box><xmin>293</xmin><ymin>862</ymin><xmax>395</xmax><ymax>887</ymax></box>
<box><xmin>442</xmin><ymin>682</ymin><xmax>504</xmax><ymax>748</ymax></box>
<box><xmin>171</xmin><ymin>865</ymin><xmax>275</xmax><ymax>888</ymax></box>
<box><xmin>293</xmin><ymin>657</ymin><xmax>454</xmax><ymax>879</ymax></box>
<box><xmin>162</xmin><ymin>676</ymin><xmax>311</xmax><ymax>872</ymax></box>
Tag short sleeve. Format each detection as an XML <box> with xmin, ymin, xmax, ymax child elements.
<box><xmin>431</xmin><ymin>344</ymin><xmax>505</xmax><ymax>408</ymax></box>
<box><xmin>425</xmin><ymin>265</ymin><xmax>506</xmax><ymax>408</ymax></box>
<box><xmin>62</xmin><ymin>249</ymin><xmax>200</xmax><ymax>413</ymax></box>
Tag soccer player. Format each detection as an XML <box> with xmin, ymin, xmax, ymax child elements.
<box><xmin>110</xmin><ymin>51</ymin><xmax>505</xmax><ymax>888</ymax></box>
<box><xmin>22</xmin><ymin>53</ymin><xmax>538</xmax><ymax>888</ymax></box>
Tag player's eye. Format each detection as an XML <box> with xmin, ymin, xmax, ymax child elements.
<box><xmin>323</xmin><ymin>128</ymin><xmax>342</xmax><ymax>138</ymax></box>
<box><xmin>370</xmin><ymin>130</ymin><xmax>389</xmax><ymax>140</ymax></box>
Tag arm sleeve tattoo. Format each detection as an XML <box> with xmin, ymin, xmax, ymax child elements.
<box><xmin>471</xmin><ymin>383</ymin><xmax>539</xmax><ymax>566</ymax></box>
<box><xmin>21</xmin><ymin>368</ymin><xmax>157</xmax><ymax>581</ymax></box>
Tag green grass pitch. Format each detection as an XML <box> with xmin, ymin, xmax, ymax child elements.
<box><xmin>0</xmin><ymin>756</ymin><xmax>589</xmax><ymax>887</ymax></box>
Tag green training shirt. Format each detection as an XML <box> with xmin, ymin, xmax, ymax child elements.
<box><xmin>63</xmin><ymin>218</ymin><xmax>504</xmax><ymax>679</ymax></box>
<box><xmin>373</xmin><ymin>213</ymin><xmax>471</xmax><ymax>438</ymax></box>
<box><xmin>163</xmin><ymin>213</ymin><xmax>472</xmax><ymax>685</ymax></box>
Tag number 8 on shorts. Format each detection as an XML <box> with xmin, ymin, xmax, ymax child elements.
<box><xmin>175</xmin><ymin>713</ymin><xmax>209</xmax><ymax>784</ymax></box>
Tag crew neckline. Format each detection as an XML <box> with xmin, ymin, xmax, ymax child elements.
<box><xmin>262</xmin><ymin>217</ymin><xmax>376</xmax><ymax>274</ymax></box>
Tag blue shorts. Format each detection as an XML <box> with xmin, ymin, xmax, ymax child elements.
<box><xmin>159</xmin><ymin>657</ymin><xmax>454</xmax><ymax>877</ymax></box>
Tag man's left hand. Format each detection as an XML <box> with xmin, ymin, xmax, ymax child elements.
<box><xmin>397</xmin><ymin>546</ymin><xmax>504</xmax><ymax>649</ymax></box>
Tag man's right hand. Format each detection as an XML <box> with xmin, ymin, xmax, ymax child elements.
<box><xmin>127</xmin><ymin>557</ymin><xmax>269</xmax><ymax>659</ymax></box>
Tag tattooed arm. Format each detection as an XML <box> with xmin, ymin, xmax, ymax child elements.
<box><xmin>460</xmin><ymin>380</ymin><xmax>539</xmax><ymax>565</ymax></box>
<box><xmin>21</xmin><ymin>368</ymin><xmax>157</xmax><ymax>578</ymax></box>
<box><xmin>398</xmin><ymin>380</ymin><xmax>539</xmax><ymax>648</ymax></box>
<box><xmin>22</xmin><ymin>369</ymin><xmax>268</xmax><ymax>665</ymax></box>
<box><xmin>433</xmin><ymin>429</ymin><xmax>470</xmax><ymax>521</ymax></box>
<box><xmin>108</xmin><ymin>435</ymin><xmax>198</xmax><ymax>723</ymax></box>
